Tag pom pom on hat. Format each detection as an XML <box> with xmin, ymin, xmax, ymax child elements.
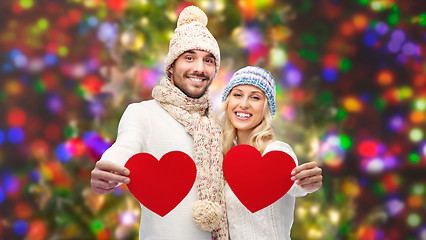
<box><xmin>192</xmin><ymin>200</ymin><xmax>223</xmax><ymax>232</ymax></box>
<box><xmin>177</xmin><ymin>6</ymin><xmax>208</xmax><ymax>27</ymax></box>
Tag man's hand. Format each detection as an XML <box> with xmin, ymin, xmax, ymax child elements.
<box><xmin>91</xmin><ymin>161</ymin><xmax>130</xmax><ymax>194</ymax></box>
<box><xmin>291</xmin><ymin>162</ymin><xmax>322</xmax><ymax>192</ymax></box>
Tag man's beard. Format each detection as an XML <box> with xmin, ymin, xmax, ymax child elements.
<box><xmin>173</xmin><ymin>72</ymin><xmax>211</xmax><ymax>99</ymax></box>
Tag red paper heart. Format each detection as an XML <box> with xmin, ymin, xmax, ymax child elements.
<box><xmin>223</xmin><ymin>144</ymin><xmax>296</xmax><ymax>213</ymax></box>
<box><xmin>125</xmin><ymin>151</ymin><xmax>196</xmax><ymax>217</ymax></box>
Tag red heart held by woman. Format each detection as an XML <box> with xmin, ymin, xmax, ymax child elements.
<box><xmin>125</xmin><ymin>151</ymin><xmax>196</xmax><ymax>217</ymax></box>
<box><xmin>223</xmin><ymin>144</ymin><xmax>296</xmax><ymax>213</ymax></box>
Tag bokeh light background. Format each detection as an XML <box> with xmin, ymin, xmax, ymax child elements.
<box><xmin>1</xmin><ymin>0</ymin><xmax>426</xmax><ymax>239</ymax></box>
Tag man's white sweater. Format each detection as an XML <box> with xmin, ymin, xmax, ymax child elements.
<box><xmin>100</xmin><ymin>100</ymin><xmax>211</xmax><ymax>240</ymax></box>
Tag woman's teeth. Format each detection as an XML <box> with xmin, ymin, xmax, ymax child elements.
<box><xmin>236</xmin><ymin>112</ymin><xmax>251</xmax><ymax>118</ymax></box>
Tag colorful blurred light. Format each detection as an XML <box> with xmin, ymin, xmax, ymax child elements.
<box><xmin>11</xmin><ymin>49</ymin><xmax>28</xmax><ymax>68</ymax></box>
<box><xmin>381</xmin><ymin>173</ymin><xmax>401</xmax><ymax>193</ymax></box>
<box><xmin>8</xmin><ymin>127</ymin><xmax>24</xmax><ymax>144</ymax></box>
<box><xmin>232</xmin><ymin>26</ymin><xmax>263</xmax><ymax>50</ymax></box>
<box><xmin>409</xmin><ymin>111</ymin><xmax>425</xmax><ymax>123</ymax></box>
<box><xmin>46</xmin><ymin>93</ymin><xmax>63</xmax><ymax>113</ymax></box>
<box><xmin>418</xmin><ymin>226</ymin><xmax>426</xmax><ymax>240</ymax></box>
<box><xmin>269</xmin><ymin>47</ymin><xmax>287</xmax><ymax>68</ymax></box>
<box><xmin>375</xmin><ymin>21</ymin><xmax>388</xmax><ymax>35</ymax></box>
<box><xmin>15</xmin><ymin>201</ymin><xmax>34</xmax><ymax>219</ymax></box>
<box><xmin>97</xmin><ymin>22</ymin><xmax>117</xmax><ymax>43</ymax></box>
<box><xmin>318</xmin><ymin>133</ymin><xmax>346</xmax><ymax>169</ymax></box>
<box><xmin>284</xmin><ymin>65</ymin><xmax>302</xmax><ymax>86</ymax></box>
<box><xmin>19</xmin><ymin>0</ymin><xmax>34</xmax><ymax>9</ymax></box>
<box><xmin>376</xmin><ymin>70</ymin><xmax>394</xmax><ymax>86</ymax></box>
<box><xmin>13</xmin><ymin>219</ymin><xmax>28</xmax><ymax>236</ymax></box>
<box><xmin>363</xmin><ymin>32</ymin><xmax>378</xmax><ymax>47</ymax></box>
<box><xmin>89</xmin><ymin>100</ymin><xmax>105</xmax><ymax>117</ymax></box>
<box><xmin>409</xmin><ymin>128</ymin><xmax>423</xmax><ymax>142</ymax></box>
<box><xmin>120</xmin><ymin>30</ymin><xmax>145</xmax><ymax>51</ymax></box>
<box><xmin>55</xmin><ymin>143</ymin><xmax>73</xmax><ymax>162</ymax></box>
<box><xmin>413</xmin><ymin>98</ymin><xmax>426</xmax><ymax>111</ymax></box>
<box><xmin>358</xmin><ymin>140</ymin><xmax>384</xmax><ymax>157</ymax></box>
<box><xmin>402</xmin><ymin>42</ymin><xmax>419</xmax><ymax>56</ymax></box>
<box><xmin>280</xmin><ymin>105</ymin><xmax>296</xmax><ymax>121</ymax></box>
<box><xmin>409</xmin><ymin>152</ymin><xmax>420</xmax><ymax>164</ymax></box>
<box><xmin>27</xmin><ymin>219</ymin><xmax>48</xmax><ymax>240</ymax></box>
<box><xmin>119</xmin><ymin>210</ymin><xmax>138</xmax><ymax>226</ymax></box>
<box><xmin>386</xmin><ymin>197</ymin><xmax>404</xmax><ymax>216</ymax></box>
<box><xmin>407</xmin><ymin>213</ymin><xmax>422</xmax><ymax>228</ymax></box>
<box><xmin>342</xmin><ymin>180</ymin><xmax>361</xmax><ymax>198</ymax></box>
<box><xmin>0</xmin><ymin>186</ymin><xmax>5</xmax><ymax>203</ymax></box>
<box><xmin>343</xmin><ymin>96</ymin><xmax>363</xmax><ymax>112</ymax></box>
<box><xmin>7</xmin><ymin>108</ymin><xmax>27</xmax><ymax>127</ymax></box>
<box><xmin>322</xmin><ymin>67</ymin><xmax>338</xmax><ymax>82</ymax></box>
<box><xmin>407</xmin><ymin>195</ymin><xmax>423</xmax><ymax>209</ymax></box>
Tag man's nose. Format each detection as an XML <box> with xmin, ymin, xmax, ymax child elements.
<box><xmin>192</xmin><ymin>59</ymin><xmax>205</xmax><ymax>73</ymax></box>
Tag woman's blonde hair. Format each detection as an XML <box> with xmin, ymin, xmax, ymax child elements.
<box><xmin>215</xmin><ymin>94</ymin><xmax>275</xmax><ymax>155</ymax></box>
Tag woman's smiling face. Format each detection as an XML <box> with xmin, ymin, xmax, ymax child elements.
<box><xmin>227</xmin><ymin>84</ymin><xmax>266</xmax><ymax>134</ymax></box>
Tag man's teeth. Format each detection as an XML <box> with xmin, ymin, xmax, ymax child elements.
<box><xmin>188</xmin><ymin>77</ymin><xmax>203</xmax><ymax>82</ymax></box>
<box><xmin>236</xmin><ymin>112</ymin><xmax>251</xmax><ymax>118</ymax></box>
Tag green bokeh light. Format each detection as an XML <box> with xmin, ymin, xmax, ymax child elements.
<box><xmin>339</xmin><ymin>135</ymin><xmax>352</xmax><ymax>150</ymax></box>
<box><xmin>58</xmin><ymin>46</ymin><xmax>69</xmax><ymax>57</ymax></box>
<box><xmin>358</xmin><ymin>0</ymin><xmax>369</xmax><ymax>6</ymax></box>
<box><xmin>408</xmin><ymin>153</ymin><xmax>420</xmax><ymax>164</ymax></box>
<box><xmin>407</xmin><ymin>213</ymin><xmax>421</xmax><ymax>228</ymax></box>
<box><xmin>33</xmin><ymin>80</ymin><xmax>46</xmax><ymax>93</ymax></box>
<box><xmin>410</xmin><ymin>183</ymin><xmax>425</xmax><ymax>195</ymax></box>
<box><xmin>336</xmin><ymin>108</ymin><xmax>347</xmax><ymax>120</ymax></box>
<box><xmin>37</xmin><ymin>18</ymin><xmax>49</xmax><ymax>30</ymax></box>
<box><xmin>374</xmin><ymin>98</ymin><xmax>386</xmax><ymax>111</ymax></box>
<box><xmin>409</xmin><ymin>128</ymin><xmax>423</xmax><ymax>142</ymax></box>
<box><xmin>339</xmin><ymin>59</ymin><xmax>352</xmax><ymax>72</ymax></box>
<box><xmin>419</xmin><ymin>13</ymin><xmax>426</xmax><ymax>26</ymax></box>
<box><xmin>89</xmin><ymin>220</ymin><xmax>104</xmax><ymax>234</ymax></box>
<box><xmin>20</xmin><ymin>0</ymin><xmax>34</xmax><ymax>9</ymax></box>
<box><xmin>413</xmin><ymin>98</ymin><xmax>426</xmax><ymax>111</ymax></box>
<box><xmin>299</xmin><ymin>49</ymin><xmax>320</xmax><ymax>62</ymax></box>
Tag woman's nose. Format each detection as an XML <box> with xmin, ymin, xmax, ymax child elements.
<box><xmin>239</xmin><ymin>97</ymin><xmax>249</xmax><ymax>109</ymax></box>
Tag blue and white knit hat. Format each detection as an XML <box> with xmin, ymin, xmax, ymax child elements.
<box><xmin>222</xmin><ymin>66</ymin><xmax>276</xmax><ymax>117</ymax></box>
<box><xmin>165</xmin><ymin>6</ymin><xmax>220</xmax><ymax>78</ymax></box>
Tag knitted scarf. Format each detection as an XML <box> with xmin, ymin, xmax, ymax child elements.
<box><xmin>152</xmin><ymin>77</ymin><xmax>228</xmax><ymax>240</ymax></box>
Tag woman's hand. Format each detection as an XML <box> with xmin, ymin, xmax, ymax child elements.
<box><xmin>291</xmin><ymin>162</ymin><xmax>322</xmax><ymax>192</ymax></box>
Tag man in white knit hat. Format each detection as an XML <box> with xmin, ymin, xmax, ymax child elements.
<box><xmin>91</xmin><ymin>6</ymin><xmax>228</xmax><ymax>240</ymax></box>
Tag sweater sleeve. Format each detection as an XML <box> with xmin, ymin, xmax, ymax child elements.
<box><xmin>99</xmin><ymin>102</ymin><xmax>150</xmax><ymax>167</ymax></box>
<box><xmin>264</xmin><ymin>141</ymin><xmax>311</xmax><ymax>197</ymax></box>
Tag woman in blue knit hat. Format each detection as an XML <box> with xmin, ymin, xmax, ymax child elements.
<box><xmin>216</xmin><ymin>66</ymin><xmax>323</xmax><ymax>240</ymax></box>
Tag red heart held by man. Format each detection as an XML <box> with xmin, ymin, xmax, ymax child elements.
<box><xmin>125</xmin><ymin>151</ymin><xmax>196</xmax><ymax>217</ymax></box>
<box><xmin>223</xmin><ymin>144</ymin><xmax>296</xmax><ymax>213</ymax></box>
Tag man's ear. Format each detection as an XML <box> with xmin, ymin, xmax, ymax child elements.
<box><xmin>168</xmin><ymin>65</ymin><xmax>174</xmax><ymax>82</ymax></box>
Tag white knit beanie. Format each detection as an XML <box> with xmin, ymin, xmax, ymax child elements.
<box><xmin>165</xmin><ymin>6</ymin><xmax>220</xmax><ymax>78</ymax></box>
